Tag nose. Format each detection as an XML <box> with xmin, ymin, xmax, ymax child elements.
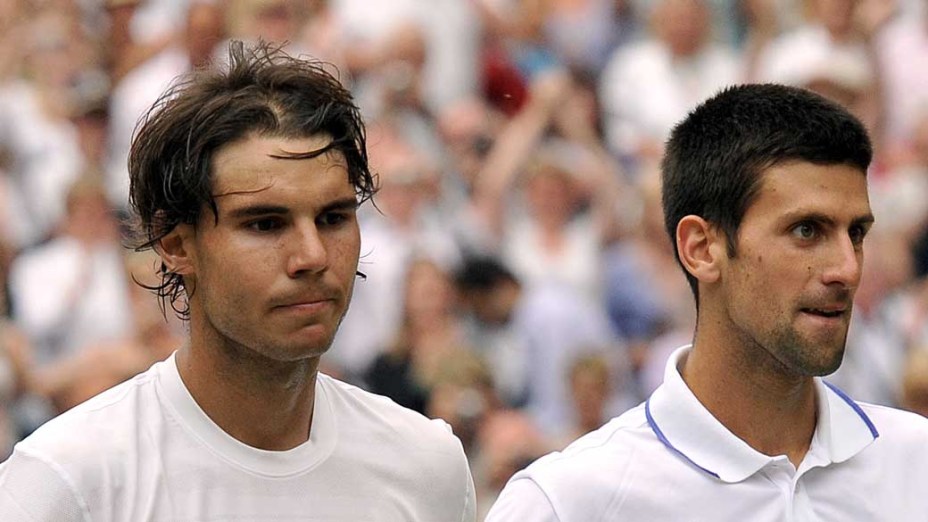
<box><xmin>286</xmin><ymin>220</ymin><xmax>327</xmax><ymax>277</ymax></box>
<box><xmin>821</xmin><ymin>233</ymin><xmax>863</xmax><ymax>289</ymax></box>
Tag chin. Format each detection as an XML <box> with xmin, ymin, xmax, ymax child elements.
<box><xmin>799</xmin><ymin>348</ymin><xmax>846</xmax><ymax>377</ymax></box>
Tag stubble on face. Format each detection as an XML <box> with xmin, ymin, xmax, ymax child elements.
<box><xmin>718</xmin><ymin>162</ymin><xmax>870</xmax><ymax>380</ymax></box>
<box><xmin>186</xmin><ymin>134</ymin><xmax>362</xmax><ymax>368</ymax></box>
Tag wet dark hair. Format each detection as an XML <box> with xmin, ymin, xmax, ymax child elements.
<box><xmin>661</xmin><ymin>83</ymin><xmax>872</xmax><ymax>303</ymax></box>
<box><xmin>128</xmin><ymin>40</ymin><xmax>375</xmax><ymax>318</ymax></box>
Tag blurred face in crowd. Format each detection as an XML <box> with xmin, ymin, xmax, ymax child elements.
<box><xmin>186</xmin><ymin>2</ymin><xmax>224</xmax><ymax>67</ymax></box>
<box><xmin>812</xmin><ymin>0</ymin><xmax>856</xmax><ymax>38</ymax></box>
<box><xmin>405</xmin><ymin>260</ymin><xmax>457</xmax><ymax>325</ymax></box>
<box><xmin>712</xmin><ymin>161</ymin><xmax>872</xmax><ymax>377</ymax></box>
<box><xmin>166</xmin><ymin>134</ymin><xmax>361</xmax><ymax>363</ymax></box>
<box><xmin>437</xmin><ymin>98</ymin><xmax>498</xmax><ymax>187</ymax></box>
<box><xmin>570</xmin><ymin>359</ymin><xmax>610</xmax><ymax>428</ymax></box>
<box><xmin>248</xmin><ymin>0</ymin><xmax>299</xmax><ymax>43</ymax></box>
<box><xmin>523</xmin><ymin>166</ymin><xmax>577</xmax><ymax>228</ymax></box>
<box><xmin>652</xmin><ymin>0</ymin><xmax>711</xmax><ymax>57</ymax></box>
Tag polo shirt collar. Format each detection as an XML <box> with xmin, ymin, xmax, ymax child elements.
<box><xmin>646</xmin><ymin>345</ymin><xmax>879</xmax><ymax>483</ymax></box>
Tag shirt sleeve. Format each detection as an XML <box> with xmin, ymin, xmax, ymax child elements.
<box><xmin>484</xmin><ymin>477</ymin><xmax>560</xmax><ymax>522</ymax></box>
<box><xmin>0</xmin><ymin>450</ymin><xmax>90</xmax><ymax>522</ymax></box>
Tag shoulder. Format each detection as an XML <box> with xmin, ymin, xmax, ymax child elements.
<box><xmin>317</xmin><ymin>374</ymin><xmax>474</xmax><ymax>518</ymax></box>
<box><xmin>511</xmin><ymin>405</ymin><xmax>654</xmax><ymax>517</ymax></box>
<box><xmin>0</xmin><ymin>364</ymin><xmax>164</xmax><ymax>521</ymax></box>
<box><xmin>859</xmin><ymin>402</ymin><xmax>928</xmax><ymax>446</ymax></box>
<box><xmin>12</xmin><ymin>364</ymin><xmax>162</xmax><ymax>472</ymax></box>
<box><xmin>317</xmin><ymin>373</ymin><xmax>463</xmax><ymax>452</ymax></box>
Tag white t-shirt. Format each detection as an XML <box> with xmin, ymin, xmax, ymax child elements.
<box><xmin>485</xmin><ymin>345</ymin><xmax>928</xmax><ymax>521</ymax></box>
<box><xmin>0</xmin><ymin>354</ymin><xmax>476</xmax><ymax>521</ymax></box>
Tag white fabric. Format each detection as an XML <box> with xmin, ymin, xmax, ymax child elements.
<box><xmin>463</xmin><ymin>283</ymin><xmax>627</xmax><ymax>436</ymax></box>
<box><xmin>105</xmin><ymin>47</ymin><xmax>190</xmax><ymax>209</ymax></box>
<box><xmin>0</xmin><ymin>354</ymin><xmax>476</xmax><ymax>521</ymax></box>
<box><xmin>599</xmin><ymin>40</ymin><xmax>740</xmax><ymax>156</ymax></box>
<box><xmin>331</xmin><ymin>0</ymin><xmax>479</xmax><ymax>115</ymax></box>
<box><xmin>876</xmin><ymin>16</ymin><xmax>928</xmax><ymax>142</ymax></box>
<box><xmin>486</xmin><ymin>345</ymin><xmax>928</xmax><ymax>521</ymax></box>
<box><xmin>755</xmin><ymin>26</ymin><xmax>873</xmax><ymax>89</ymax></box>
<box><xmin>0</xmin><ymin>81</ymin><xmax>85</xmax><ymax>244</ymax></box>
<box><xmin>8</xmin><ymin>238</ymin><xmax>134</xmax><ymax>366</ymax></box>
<box><xmin>328</xmin><ymin>207</ymin><xmax>461</xmax><ymax>377</ymax></box>
<box><xmin>502</xmin><ymin>216</ymin><xmax>603</xmax><ymax>307</ymax></box>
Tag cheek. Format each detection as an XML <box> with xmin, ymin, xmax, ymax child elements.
<box><xmin>328</xmin><ymin>229</ymin><xmax>362</xmax><ymax>278</ymax></box>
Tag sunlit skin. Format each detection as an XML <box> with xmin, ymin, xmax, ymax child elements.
<box><xmin>158</xmin><ymin>134</ymin><xmax>361</xmax><ymax>450</ymax></box>
<box><xmin>678</xmin><ymin>161</ymin><xmax>873</xmax><ymax>466</ymax></box>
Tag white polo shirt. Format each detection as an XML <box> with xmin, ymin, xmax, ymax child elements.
<box><xmin>486</xmin><ymin>345</ymin><xmax>928</xmax><ymax>521</ymax></box>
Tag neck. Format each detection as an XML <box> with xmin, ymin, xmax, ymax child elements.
<box><xmin>684</xmin><ymin>322</ymin><xmax>818</xmax><ymax>467</ymax></box>
<box><xmin>175</xmin><ymin>336</ymin><xmax>320</xmax><ymax>451</ymax></box>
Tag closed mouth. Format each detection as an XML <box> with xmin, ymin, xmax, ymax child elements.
<box><xmin>800</xmin><ymin>308</ymin><xmax>845</xmax><ymax>318</ymax></box>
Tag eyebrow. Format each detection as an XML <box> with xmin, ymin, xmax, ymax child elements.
<box><xmin>782</xmin><ymin>210</ymin><xmax>875</xmax><ymax>228</ymax></box>
<box><xmin>321</xmin><ymin>197</ymin><xmax>361</xmax><ymax>213</ymax></box>
<box><xmin>225</xmin><ymin>197</ymin><xmax>359</xmax><ymax>220</ymax></box>
<box><xmin>226</xmin><ymin>204</ymin><xmax>289</xmax><ymax>220</ymax></box>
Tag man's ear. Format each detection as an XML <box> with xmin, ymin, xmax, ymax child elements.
<box><xmin>154</xmin><ymin>223</ymin><xmax>196</xmax><ymax>277</ymax></box>
<box><xmin>676</xmin><ymin>215</ymin><xmax>726</xmax><ymax>285</ymax></box>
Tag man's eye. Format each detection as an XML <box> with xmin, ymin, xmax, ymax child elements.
<box><xmin>248</xmin><ymin>218</ymin><xmax>282</xmax><ymax>232</ymax></box>
<box><xmin>849</xmin><ymin>225</ymin><xmax>868</xmax><ymax>245</ymax></box>
<box><xmin>792</xmin><ymin>222</ymin><xmax>817</xmax><ymax>240</ymax></box>
<box><xmin>319</xmin><ymin>212</ymin><xmax>348</xmax><ymax>227</ymax></box>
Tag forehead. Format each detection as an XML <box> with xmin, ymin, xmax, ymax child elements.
<box><xmin>745</xmin><ymin>160</ymin><xmax>871</xmax><ymax>223</ymax></box>
<box><xmin>210</xmin><ymin>134</ymin><xmax>351</xmax><ymax>201</ymax></box>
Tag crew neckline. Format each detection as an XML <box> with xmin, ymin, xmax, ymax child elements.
<box><xmin>156</xmin><ymin>352</ymin><xmax>337</xmax><ymax>477</ymax></box>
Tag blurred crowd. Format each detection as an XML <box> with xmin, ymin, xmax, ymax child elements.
<box><xmin>2</xmin><ymin>0</ymin><xmax>928</xmax><ymax>517</ymax></box>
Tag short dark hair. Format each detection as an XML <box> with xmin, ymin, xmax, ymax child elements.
<box><xmin>661</xmin><ymin>83</ymin><xmax>872</xmax><ymax>301</ymax></box>
<box><xmin>453</xmin><ymin>256</ymin><xmax>519</xmax><ymax>293</ymax></box>
<box><xmin>128</xmin><ymin>40</ymin><xmax>375</xmax><ymax>318</ymax></box>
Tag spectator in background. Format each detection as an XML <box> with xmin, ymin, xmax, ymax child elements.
<box><xmin>599</xmin><ymin>0</ymin><xmax>740</xmax><ymax>163</ymax></box>
<box><xmin>27</xmin><ymin>251</ymin><xmax>183</xmax><ymax>413</ymax></box>
<box><xmin>454</xmin><ymin>256</ymin><xmax>629</xmax><ymax>438</ymax></box>
<box><xmin>365</xmin><ymin>258</ymin><xmax>472</xmax><ymax>413</ymax></box>
<box><xmin>471</xmin><ymin>70</ymin><xmax>627</xmax><ymax>306</ymax></box>
<box><xmin>331</xmin><ymin>0</ymin><xmax>480</xmax><ymax>118</ymax></box>
<box><xmin>0</xmin><ymin>0</ymin><xmax>27</xmax><ymax>82</ymax></box>
<box><xmin>0</xmin><ymin>247</ymin><xmax>32</xmax><ymax>460</ymax></box>
<box><xmin>876</xmin><ymin>0</ymin><xmax>928</xmax><ymax>149</ymax></box>
<box><xmin>225</xmin><ymin>0</ymin><xmax>304</xmax><ymax>48</ymax></box>
<box><xmin>475</xmin><ymin>0</ymin><xmax>563</xmax><ymax>115</ymax></box>
<box><xmin>902</xmin><ymin>347</ymin><xmax>928</xmax><ymax>417</ymax></box>
<box><xmin>329</xmin><ymin>131</ymin><xmax>461</xmax><ymax>379</ymax></box>
<box><xmin>105</xmin><ymin>0</ymin><xmax>178</xmax><ymax>84</ymax></box>
<box><xmin>472</xmin><ymin>410</ymin><xmax>550</xmax><ymax>521</ymax></box>
<box><xmin>560</xmin><ymin>354</ymin><xmax>614</xmax><ymax>445</ymax></box>
<box><xmin>542</xmin><ymin>0</ymin><xmax>636</xmax><ymax>77</ymax></box>
<box><xmin>105</xmin><ymin>0</ymin><xmax>224</xmax><ymax>211</ymax></box>
<box><xmin>6</xmin><ymin>174</ymin><xmax>134</xmax><ymax>434</ymax></box>
<box><xmin>603</xmin><ymin>167</ymin><xmax>695</xmax><ymax>393</ymax></box>
<box><xmin>8</xmin><ymin>176</ymin><xmax>133</xmax><ymax>371</ymax></box>
<box><xmin>434</xmin><ymin>96</ymin><xmax>506</xmax><ymax>256</ymax></box>
<box><xmin>0</xmin><ymin>9</ymin><xmax>91</xmax><ymax>246</ymax></box>
<box><xmin>753</xmin><ymin>0</ymin><xmax>894</xmax><ymax>141</ymax></box>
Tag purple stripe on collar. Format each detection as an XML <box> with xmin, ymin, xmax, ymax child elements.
<box><xmin>645</xmin><ymin>397</ymin><xmax>721</xmax><ymax>479</ymax></box>
<box><xmin>822</xmin><ymin>380</ymin><xmax>880</xmax><ymax>439</ymax></box>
